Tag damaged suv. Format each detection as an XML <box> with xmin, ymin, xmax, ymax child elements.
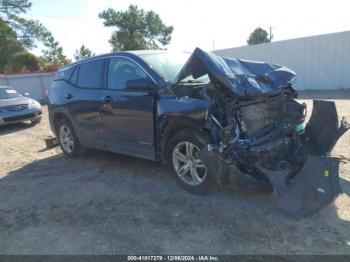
<box><xmin>48</xmin><ymin>48</ymin><xmax>349</xmax><ymax>217</ymax></box>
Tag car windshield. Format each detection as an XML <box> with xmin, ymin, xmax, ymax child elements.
<box><xmin>139</xmin><ymin>52</ymin><xmax>209</xmax><ymax>83</ymax></box>
<box><xmin>0</xmin><ymin>88</ymin><xmax>22</xmax><ymax>99</ymax></box>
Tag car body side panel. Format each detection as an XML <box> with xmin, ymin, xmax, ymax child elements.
<box><xmin>157</xmin><ymin>95</ymin><xmax>210</xmax><ymax>120</ymax></box>
<box><xmin>48</xmin><ymin>80</ymin><xmax>104</xmax><ymax>149</ymax></box>
<box><xmin>155</xmin><ymin>93</ymin><xmax>211</xmax><ymax>159</ymax></box>
<box><xmin>99</xmin><ymin>89</ymin><xmax>156</xmax><ymax>160</ymax></box>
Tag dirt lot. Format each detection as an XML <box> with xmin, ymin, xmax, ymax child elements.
<box><xmin>0</xmin><ymin>100</ymin><xmax>349</xmax><ymax>255</ymax></box>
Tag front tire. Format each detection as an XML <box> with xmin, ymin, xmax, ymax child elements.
<box><xmin>166</xmin><ymin>128</ymin><xmax>216</xmax><ymax>195</ymax></box>
<box><xmin>57</xmin><ymin>118</ymin><xmax>82</xmax><ymax>158</ymax></box>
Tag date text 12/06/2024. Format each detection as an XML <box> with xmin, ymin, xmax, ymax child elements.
<box><xmin>127</xmin><ymin>256</ymin><xmax>219</xmax><ymax>261</ymax></box>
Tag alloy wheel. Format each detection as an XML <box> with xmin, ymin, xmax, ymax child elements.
<box><xmin>172</xmin><ymin>141</ymin><xmax>207</xmax><ymax>186</ymax></box>
<box><xmin>59</xmin><ymin>124</ymin><xmax>74</xmax><ymax>153</ymax></box>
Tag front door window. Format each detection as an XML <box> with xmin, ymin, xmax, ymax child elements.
<box><xmin>108</xmin><ymin>57</ymin><xmax>147</xmax><ymax>90</ymax></box>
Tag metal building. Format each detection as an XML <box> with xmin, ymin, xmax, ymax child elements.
<box><xmin>0</xmin><ymin>72</ymin><xmax>55</xmax><ymax>102</ymax></box>
<box><xmin>213</xmin><ymin>31</ymin><xmax>350</xmax><ymax>90</ymax></box>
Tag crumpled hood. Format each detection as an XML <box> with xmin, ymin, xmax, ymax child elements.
<box><xmin>0</xmin><ymin>96</ymin><xmax>31</xmax><ymax>107</ymax></box>
<box><xmin>175</xmin><ymin>47</ymin><xmax>296</xmax><ymax>97</ymax></box>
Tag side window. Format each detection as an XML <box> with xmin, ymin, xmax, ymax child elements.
<box><xmin>54</xmin><ymin>65</ymin><xmax>75</xmax><ymax>82</ymax></box>
<box><xmin>70</xmin><ymin>66</ymin><xmax>79</xmax><ymax>85</ymax></box>
<box><xmin>108</xmin><ymin>57</ymin><xmax>147</xmax><ymax>90</ymax></box>
<box><xmin>77</xmin><ymin>59</ymin><xmax>105</xmax><ymax>89</ymax></box>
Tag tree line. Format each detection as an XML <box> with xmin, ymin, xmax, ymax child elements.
<box><xmin>0</xmin><ymin>0</ymin><xmax>271</xmax><ymax>74</ymax></box>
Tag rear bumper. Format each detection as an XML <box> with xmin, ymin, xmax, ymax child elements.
<box><xmin>0</xmin><ymin>108</ymin><xmax>42</xmax><ymax>126</ymax></box>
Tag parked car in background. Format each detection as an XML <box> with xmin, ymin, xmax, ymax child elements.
<box><xmin>48</xmin><ymin>48</ymin><xmax>349</xmax><ymax>217</ymax></box>
<box><xmin>0</xmin><ymin>86</ymin><xmax>42</xmax><ymax>126</ymax></box>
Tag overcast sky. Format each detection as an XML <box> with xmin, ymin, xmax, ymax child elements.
<box><xmin>24</xmin><ymin>0</ymin><xmax>350</xmax><ymax>59</ymax></box>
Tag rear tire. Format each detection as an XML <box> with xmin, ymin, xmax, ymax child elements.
<box><xmin>56</xmin><ymin>118</ymin><xmax>82</xmax><ymax>158</ymax></box>
<box><xmin>166</xmin><ymin>128</ymin><xmax>216</xmax><ymax>195</ymax></box>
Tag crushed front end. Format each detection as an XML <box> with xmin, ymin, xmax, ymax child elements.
<box><xmin>173</xmin><ymin>48</ymin><xmax>350</xmax><ymax>217</ymax></box>
<box><xmin>200</xmin><ymin>94</ymin><xmax>348</xmax><ymax>217</ymax></box>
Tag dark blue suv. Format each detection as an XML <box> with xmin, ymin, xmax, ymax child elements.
<box><xmin>48</xmin><ymin>48</ymin><xmax>348</xmax><ymax>215</ymax></box>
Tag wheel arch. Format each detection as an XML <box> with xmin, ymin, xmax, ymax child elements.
<box><xmin>51</xmin><ymin>110</ymin><xmax>78</xmax><ymax>138</ymax></box>
<box><xmin>52</xmin><ymin>112</ymin><xmax>69</xmax><ymax>132</ymax></box>
<box><xmin>157</xmin><ymin>116</ymin><xmax>212</xmax><ymax>164</ymax></box>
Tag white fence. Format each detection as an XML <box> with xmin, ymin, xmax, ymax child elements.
<box><xmin>0</xmin><ymin>72</ymin><xmax>55</xmax><ymax>102</ymax></box>
<box><xmin>214</xmin><ymin>31</ymin><xmax>350</xmax><ymax>91</ymax></box>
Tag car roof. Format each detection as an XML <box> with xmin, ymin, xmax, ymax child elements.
<box><xmin>126</xmin><ymin>50</ymin><xmax>168</xmax><ymax>55</ymax></box>
<box><xmin>59</xmin><ymin>49</ymin><xmax>178</xmax><ymax>71</ymax></box>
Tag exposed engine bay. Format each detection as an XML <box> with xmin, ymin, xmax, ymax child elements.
<box><xmin>171</xmin><ymin>48</ymin><xmax>350</xmax><ymax>217</ymax></box>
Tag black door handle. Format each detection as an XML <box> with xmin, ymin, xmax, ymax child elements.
<box><xmin>65</xmin><ymin>93</ymin><xmax>73</xmax><ymax>100</ymax></box>
<box><xmin>102</xmin><ymin>95</ymin><xmax>113</xmax><ymax>103</ymax></box>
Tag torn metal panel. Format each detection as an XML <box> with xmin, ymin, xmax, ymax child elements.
<box><xmin>302</xmin><ymin>100</ymin><xmax>350</xmax><ymax>155</ymax></box>
<box><xmin>256</xmin><ymin>165</ymin><xmax>290</xmax><ymax>196</ymax></box>
<box><xmin>198</xmin><ymin>149</ymin><xmax>230</xmax><ymax>187</ymax></box>
<box><xmin>277</xmin><ymin>156</ymin><xmax>341</xmax><ymax>218</ymax></box>
<box><xmin>174</xmin><ymin>47</ymin><xmax>296</xmax><ymax>97</ymax></box>
<box><xmin>198</xmin><ymin>148</ymin><xmax>272</xmax><ymax>192</ymax></box>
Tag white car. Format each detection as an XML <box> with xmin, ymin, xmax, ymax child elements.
<box><xmin>0</xmin><ymin>86</ymin><xmax>42</xmax><ymax>126</ymax></box>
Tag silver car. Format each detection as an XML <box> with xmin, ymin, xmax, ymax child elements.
<box><xmin>0</xmin><ymin>86</ymin><xmax>42</xmax><ymax>126</ymax></box>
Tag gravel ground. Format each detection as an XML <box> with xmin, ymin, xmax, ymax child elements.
<box><xmin>0</xmin><ymin>100</ymin><xmax>349</xmax><ymax>255</ymax></box>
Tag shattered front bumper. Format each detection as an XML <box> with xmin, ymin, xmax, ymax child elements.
<box><xmin>200</xmin><ymin>150</ymin><xmax>342</xmax><ymax>217</ymax></box>
<box><xmin>276</xmin><ymin>155</ymin><xmax>341</xmax><ymax>217</ymax></box>
<box><xmin>199</xmin><ymin>100</ymin><xmax>349</xmax><ymax>218</ymax></box>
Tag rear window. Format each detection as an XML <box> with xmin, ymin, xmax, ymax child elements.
<box><xmin>70</xmin><ymin>66</ymin><xmax>79</xmax><ymax>85</ymax></box>
<box><xmin>77</xmin><ymin>59</ymin><xmax>105</xmax><ymax>89</ymax></box>
<box><xmin>55</xmin><ymin>65</ymin><xmax>75</xmax><ymax>82</ymax></box>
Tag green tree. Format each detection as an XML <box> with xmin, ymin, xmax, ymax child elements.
<box><xmin>42</xmin><ymin>34</ymin><xmax>70</xmax><ymax>65</ymax></box>
<box><xmin>0</xmin><ymin>0</ymin><xmax>68</xmax><ymax>66</ymax></box>
<box><xmin>0</xmin><ymin>18</ymin><xmax>25</xmax><ymax>72</ymax></box>
<box><xmin>74</xmin><ymin>45</ymin><xmax>94</xmax><ymax>61</ymax></box>
<box><xmin>1</xmin><ymin>0</ymin><xmax>47</xmax><ymax>48</ymax></box>
<box><xmin>99</xmin><ymin>5</ymin><xmax>173</xmax><ymax>51</ymax></box>
<box><xmin>247</xmin><ymin>27</ymin><xmax>272</xmax><ymax>45</ymax></box>
<box><xmin>4</xmin><ymin>51</ymin><xmax>40</xmax><ymax>73</ymax></box>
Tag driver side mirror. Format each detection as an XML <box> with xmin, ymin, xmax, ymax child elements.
<box><xmin>125</xmin><ymin>77</ymin><xmax>156</xmax><ymax>91</ymax></box>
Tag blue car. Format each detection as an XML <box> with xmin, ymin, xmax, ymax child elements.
<box><xmin>48</xmin><ymin>48</ymin><xmax>349</xmax><ymax>217</ymax></box>
<box><xmin>0</xmin><ymin>86</ymin><xmax>42</xmax><ymax>126</ymax></box>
